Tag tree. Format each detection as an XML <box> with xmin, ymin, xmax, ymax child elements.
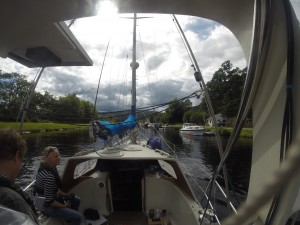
<box><xmin>0</xmin><ymin>72</ymin><xmax>31</xmax><ymax>121</ymax></box>
<box><xmin>202</xmin><ymin>60</ymin><xmax>246</xmax><ymax>118</ymax></box>
<box><xmin>55</xmin><ymin>94</ymin><xmax>82</xmax><ymax>123</ymax></box>
<box><xmin>0</xmin><ymin>72</ymin><xmax>97</xmax><ymax>123</ymax></box>
<box><xmin>165</xmin><ymin>98</ymin><xmax>192</xmax><ymax>124</ymax></box>
<box><xmin>183</xmin><ymin>107</ymin><xmax>207</xmax><ymax>125</ymax></box>
<box><xmin>183</xmin><ymin>110</ymin><xmax>193</xmax><ymax>123</ymax></box>
<box><xmin>28</xmin><ymin>91</ymin><xmax>57</xmax><ymax>122</ymax></box>
<box><xmin>190</xmin><ymin>111</ymin><xmax>203</xmax><ymax>124</ymax></box>
<box><xmin>80</xmin><ymin>100</ymin><xmax>94</xmax><ymax>123</ymax></box>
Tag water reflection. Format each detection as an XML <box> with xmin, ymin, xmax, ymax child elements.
<box><xmin>17</xmin><ymin>130</ymin><xmax>93</xmax><ymax>187</ymax></box>
<box><xmin>18</xmin><ymin>128</ymin><xmax>252</xmax><ymax>202</ymax></box>
<box><xmin>160</xmin><ymin>128</ymin><xmax>252</xmax><ymax>197</ymax></box>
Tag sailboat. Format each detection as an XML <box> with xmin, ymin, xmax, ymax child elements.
<box><xmin>59</xmin><ymin>13</ymin><xmax>206</xmax><ymax>225</ymax></box>
<box><xmin>1</xmin><ymin>0</ymin><xmax>300</xmax><ymax>225</ymax></box>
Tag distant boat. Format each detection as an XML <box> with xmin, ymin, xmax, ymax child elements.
<box><xmin>179</xmin><ymin>123</ymin><xmax>205</xmax><ymax>136</ymax></box>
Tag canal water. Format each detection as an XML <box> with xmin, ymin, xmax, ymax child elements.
<box><xmin>17</xmin><ymin>127</ymin><xmax>252</xmax><ymax>218</ymax></box>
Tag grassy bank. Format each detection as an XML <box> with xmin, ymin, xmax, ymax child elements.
<box><xmin>0</xmin><ymin>122</ymin><xmax>253</xmax><ymax>138</ymax></box>
<box><xmin>219</xmin><ymin>127</ymin><xmax>253</xmax><ymax>138</ymax></box>
<box><xmin>167</xmin><ymin>124</ymin><xmax>253</xmax><ymax>138</ymax></box>
<box><xmin>0</xmin><ymin>122</ymin><xmax>88</xmax><ymax>132</ymax></box>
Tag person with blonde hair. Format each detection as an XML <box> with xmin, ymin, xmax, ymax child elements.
<box><xmin>0</xmin><ymin>128</ymin><xmax>39</xmax><ymax>224</ymax></box>
<box><xmin>35</xmin><ymin>146</ymin><xmax>82</xmax><ymax>225</ymax></box>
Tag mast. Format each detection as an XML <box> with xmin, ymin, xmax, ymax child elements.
<box><xmin>94</xmin><ymin>14</ymin><xmax>140</xmax><ymax>144</ymax></box>
<box><xmin>130</xmin><ymin>13</ymin><xmax>139</xmax><ymax>116</ymax></box>
<box><xmin>129</xmin><ymin>13</ymin><xmax>139</xmax><ymax>143</ymax></box>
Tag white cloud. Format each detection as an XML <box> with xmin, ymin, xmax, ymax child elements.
<box><xmin>0</xmin><ymin>13</ymin><xmax>247</xmax><ymax>111</ymax></box>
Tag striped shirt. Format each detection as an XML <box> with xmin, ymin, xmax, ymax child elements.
<box><xmin>36</xmin><ymin>165</ymin><xmax>60</xmax><ymax>203</ymax></box>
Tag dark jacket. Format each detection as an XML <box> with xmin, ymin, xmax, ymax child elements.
<box><xmin>0</xmin><ymin>174</ymin><xmax>39</xmax><ymax>224</ymax></box>
<box><xmin>147</xmin><ymin>135</ymin><xmax>162</xmax><ymax>150</ymax></box>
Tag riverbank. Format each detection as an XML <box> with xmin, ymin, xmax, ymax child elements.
<box><xmin>0</xmin><ymin>122</ymin><xmax>253</xmax><ymax>138</ymax></box>
<box><xmin>0</xmin><ymin>122</ymin><xmax>88</xmax><ymax>133</ymax></box>
<box><xmin>164</xmin><ymin>124</ymin><xmax>253</xmax><ymax>138</ymax></box>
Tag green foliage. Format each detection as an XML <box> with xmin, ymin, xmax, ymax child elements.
<box><xmin>0</xmin><ymin>72</ymin><xmax>31</xmax><ymax>121</ymax></box>
<box><xmin>0</xmin><ymin>71</ymin><xmax>94</xmax><ymax>123</ymax></box>
<box><xmin>219</xmin><ymin>127</ymin><xmax>232</xmax><ymax>136</ymax></box>
<box><xmin>183</xmin><ymin>108</ymin><xmax>207</xmax><ymax>125</ymax></box>
<box><xmin>182</xmin><ymin>110</ymin><xmax>192</xmax><ymax>123</ymax></box>
<box><xmin>180</xmin><ymin>60</ymin><xmax>246</xmax><ymax>125</ymax></box>
<box><xmin>205</xmin><ymin>60</ymin><xmax>246</xmax><ymax>118</ymax></box>
<box><xmin>190</xmin><ymin>111</ymin><xmax>203</xmax><ymax>124</ymax></box>
<box><xmin>164</xmin><ymin>98</ymin><xmax>192</xmax><ymax>124</ymax></box>
<box><xmin>0</xmin><ymin>122</ymin><xmax>87</xmax><ymax>131</ymax></box>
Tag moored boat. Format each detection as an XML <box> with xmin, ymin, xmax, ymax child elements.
<box><xmin>180</xmin><ymin>123</ymin><xmax>205</xmax><ymax>136</ymax></box>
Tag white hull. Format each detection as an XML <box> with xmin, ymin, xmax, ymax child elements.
<box><xmin>180</xmin><ymin>123</ymin><xmax>205</xmax><ymax>136</ymax></box>
<box><xmin>179</xmin><ymin>129</ymin><xmax>204</xmax><ymax>136</ymax></box>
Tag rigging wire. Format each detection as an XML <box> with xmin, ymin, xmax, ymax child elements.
<box><xmin>138</xmin><ymin>25</ymin><xmax>154</xmax><ymax>105</ymax></box>
<box><xmin>92</xmin><ymin>40</ymin><xmax>110</xmax><ymax>122</ymax></box>
<box><xmin>280</xmin><ymin>0</ymin><xmax>294</xmax><ymax>160</ymax></box>
<box><xmin>100</xmin><ymin>91</ymin><xmax>200</xmax><ymax>122</ymax></box>
<box><xmin>170</xmin><ymin>15</ymin><xmax>195</xmax><ymax>67</ymax></box>
<box><xmin>171</xmin><ymin>14</ymin><xmax>232</xmax><ymax>221</ymax></box>
<box><xmin>114</xmin><ymin>41</ymin><xmax>130</xmax><ymax>111</ymax></box>
<box><xmin>138</xmin><ymin>125</ymin><xmax>224</xmax><ymax>223</ymax></box>
<box><xmin>265</xmin><ymin>0</ymin><xmax>294</xmax><ymax>224</ymax></box>
<box><xmin>100</xmin><ymin>90</ymin><xmax>199</xmax><ymax>114</ymax></box>
<box><xmin>153</xmin><ymin>24</ymin><xmax>159</xmax><ymax>106</ymax></box>
<box><xmin>20</xmin><ymin>90</ymin><xmax>200</xmax><ymax>124</ymax></box>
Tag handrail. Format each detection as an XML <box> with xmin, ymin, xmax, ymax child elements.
<box><xmin>23</xmin><ymin>180</ymin><xmax>36</xmax><ymax>192</ymax></box>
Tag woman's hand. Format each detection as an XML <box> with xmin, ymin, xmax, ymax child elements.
<box><xmin>57</xmin><ymin>189</ymin><xmax>68</xmax><ymax>195</ymax></box>
<box><xmin>51</xmin><ymin>199</ymin><xmax>71</xmax><ymax>208</ymax></box>
<box><xmin>62</xmin><ymin>200</ymin><xmax>71</xmax><ymax>208</ymax></box>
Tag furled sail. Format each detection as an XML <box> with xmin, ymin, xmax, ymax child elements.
<box><xmin>90</xmin><ymin>109</ymin><xmax>138</xmax><ymax>140</ymax></box>
<box><xmin>98</xmin><ymin>114</ymin><xmax>137</xmax><ymax>136</ymax></box>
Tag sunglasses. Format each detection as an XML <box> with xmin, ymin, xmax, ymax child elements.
<box><xmin>46</xmin><ymin>146</ymin><xmax>57</xmax><ymax>158</ymax></box>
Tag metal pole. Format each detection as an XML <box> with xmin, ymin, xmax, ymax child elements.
<box><xmin>131</xmin><ymin>13</ymin><xmax>137</xmax><ymax>115</ymax></box>
<box><xmin>129</xmin><ymin>13</ymin><xmax>139</xmax><ymax>143</ymax></box>
<box><xmin>172</xmin><ymin>14</ymin><xmax>232</xmax><ymax>215</ymax></box>
<box><xmin>19</xmin><ymin>67</ymin><xmax>45</xmax><ymax>132</ymax></box>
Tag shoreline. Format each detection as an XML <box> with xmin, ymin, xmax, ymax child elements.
<box><xmin>0</xmin><ymin>122</ymin><xmax>253</xmax><ymax>138</ymax></box>
<box><xmin>0</xmin><ymin>122</ymin><xmax>88</xmax><ymax>133</ymax></box>
<box><xmin>161</xmin><ymin>124</ymin><xmax>253</xmax><ymax>138</ymax></box>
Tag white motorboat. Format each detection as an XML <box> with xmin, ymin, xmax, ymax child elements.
<box><xmin>180</xmin><ymin>123</ymin><xmax>205</xmax><ymax>136</ymax></box>
<box><xmin>1</xmin><ymin>1</ymin><xmax>300</xmax><ymax>225</ymax></box>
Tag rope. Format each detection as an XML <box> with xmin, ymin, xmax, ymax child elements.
<box><xmin>92</xmin><ymin>41</ymin><xmax>110</xmax><ymax>122</ymax></box>
<box><xmin>266</xmin><ymin>0</ymin><xmax>294</xmax><ymax>223</ymax></box>
<box><xmin>138</xmin><ymin>27</ymin><xmax>155</xmax><ymax>106</ymax></box>
<box><xmin>172</xmin><ymin>14</ymin><xmax>232</xmax><ymax>220</ymax></box>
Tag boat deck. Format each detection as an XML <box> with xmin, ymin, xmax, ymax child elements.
<box><xmin>108</xmin><ymin>212</ymin><xmax>147</xmax><ymax>225</ymax></box>
<box><xmin>108</xmin><ymin>212</ymin><xmax>171</xmax><ymax>225</ymax></box>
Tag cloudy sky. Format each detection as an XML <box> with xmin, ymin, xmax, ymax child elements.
<box><xmin>1</xmin><ymin>1</ymin><xmax>299</xmax><ymax>112</ymax></box>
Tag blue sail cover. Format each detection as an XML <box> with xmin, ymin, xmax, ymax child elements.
<box><xmin>97</xmin><ymin>114</ymin><xmax>137</xmax><ymax>136</ymax></box>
